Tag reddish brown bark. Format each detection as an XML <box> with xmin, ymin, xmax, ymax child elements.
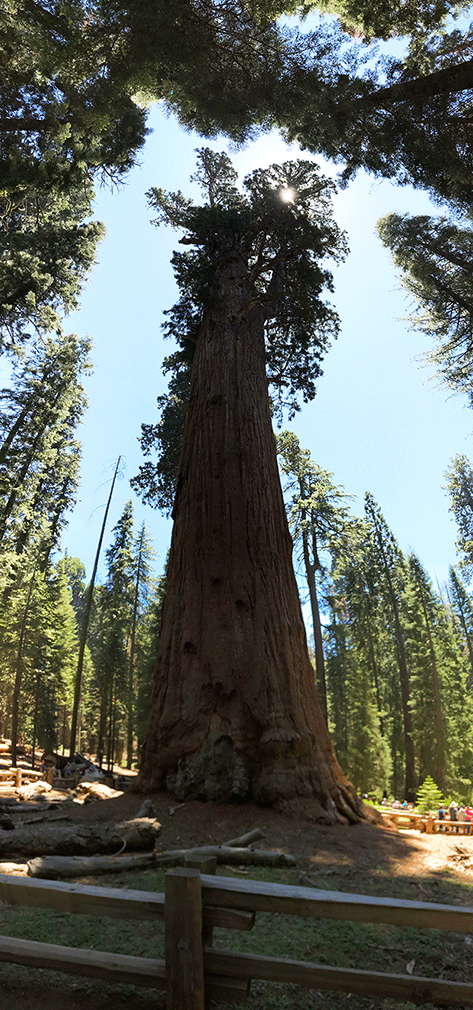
<box><xmin>138</xmin><ymin>254</ymin><xmax>362</xmax><ymax>824</ymax></box>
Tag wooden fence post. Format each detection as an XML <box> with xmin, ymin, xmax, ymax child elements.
<box><xmin>165</xmin><ymin>867</ymin><xmax>205</xmax><ymax>1010</ymax></box>
<box><xmin>184</xmin><ymin>854</ymin><xmax>217</xmax><ymax>948</ymax></box>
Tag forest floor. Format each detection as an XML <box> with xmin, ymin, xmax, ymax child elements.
<box><xmin>2</xmin><ymin>780</ymin><xmax>473</xmax><ymax>1009</ymax></box>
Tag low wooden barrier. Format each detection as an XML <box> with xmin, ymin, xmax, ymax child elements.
<box><xmin>2</xmin><ymin>869</ymin><xmax>473</xmax><ymax>1006</ymax></box>
<box><xmin>0</xmin><ymin>768</ymin><xmax>46</xmax><ymax>786</ymax></box>
<box><xmin>382</xmin><ymin>810</ymin><xmax>425</xmax><ymax>830</ymax></box>
<box><xmin>379</xmin><ymin>810</ymin><xmax>473</xmax><ymax>835</ymax></box>
<box><xmin>433</xmin><ymin>819</ymin><xmax>472</xmax><ymax>835</ymax></box>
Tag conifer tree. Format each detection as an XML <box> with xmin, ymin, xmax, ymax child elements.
<box><xmin>99</xmin><ymin>500</ymin><xmax>135</xmax><ymax>768</ymax></box>
<box><xmin>377</xmin><ymin>213</ymin><xmax>473</xmax><ymax>403</ymax></box>
<box><xmin>364</xmin><ymin>494</ymin><xmax>415</xmax><ymax>800</ymax></box>
<box><xmin>325</xmin><ymin>533</ymin><xmax>393</xmax><ymax>797</ymax></box>
<box><xmin>445</xmin><ymin>455</ymin><xmax>473</xmax><ymax>580</ymax></box>
<box><xmin>283</xmin><ymin>22</ymin><xmax>473</xmax><ymax>215</ymax></box>
<box><xmin>402</xmin><ymin>554</ymin><xmax>446</xmax><ymax>790</ymax></box>
<box><xmin>276</xmin><ymin>430</ymin><xmax>354</xmax><ymax>723</ymax></box>
<box><xmin>5</xmin><ymin>0</ymin><xmax>473</xmax><ymax>219</ymax></box>
<box><xmin>0</xmin><ymin>333</ymin><xmax>89</xmax><ymax>599</ymax></box>
<box><xmin>69</xmin><ymin>456</ymin><xmax>122</xmax><ymax>757</ymax></box>
<box><xmin>305</xmin><ymin>0</ymin><xmax>462</xmax><ymax>43</ymax></box>
<box><xmin>134</xmin><ymin>567</ymin><xmax>167</xmax><ymax>755</ymax></box>
<box><xmin>1</xmin><ymin>0</ymin><xmax>148</xmax><ymax>194</ymax></box>
<box><xmin>137</xmin><ymin>148</ymin><xmax>363</xmax><ymax>823</ymax></box>
<box><xmin>57</xmin><ymin>554</ymin><xmax>86</xmax><ymax>618</ymax></box>
<box><xmin>448</xmin><ymin>566</ymin><xmax>473</xmax><ymax>687</ymax></box>
<box><xmin>437</xmin><ymin>603</ymin><xmax>473</xmax><ymax>799</ymax></box>
<box><xmin>416</xmin><ymin>775</ymin><xmax>444</xmax><ymax>814</ymax></box>
<box><xmin>126</xmin><ymin>522</ymin><xmax>155</xmax><ymax>768</ymax></box>
<box><xmin>0</xmin><ymin>185</ymin><xmax>105</xmax><ymax>352</ymax></box>
<box><xmin>6</xmin><ymin>560</ymin><xmax>81</xmax><ymax>764</ymax></box>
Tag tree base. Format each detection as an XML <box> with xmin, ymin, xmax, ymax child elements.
<box><xmin>137</xmin><ymin>723</ymin><xmax>365</xmax><ymax>825</ymax></box>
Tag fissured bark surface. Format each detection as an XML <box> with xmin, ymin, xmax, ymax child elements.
<box><xmin>138</xmin><ymin>255</ymin><xmax>362</xmax><ymax>824</ymax></box>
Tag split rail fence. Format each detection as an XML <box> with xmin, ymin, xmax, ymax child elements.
<box><xmin>1</xmin><ymin>868</ymin><xmax>473</xmax><ymax>1007</ymax></box>
<box><xmin>378</xmin><ymin>810</ymin><xmax>473</xmax><ymax>834</ymax></box>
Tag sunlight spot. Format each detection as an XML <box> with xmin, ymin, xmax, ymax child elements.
<box><xmin>279</xmin><ymin>187</ymin><xmax>295</xmax><ymax>203</ymax></box>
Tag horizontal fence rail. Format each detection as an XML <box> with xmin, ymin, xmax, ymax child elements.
<box><xmin>1</xmin><ymin>869</ymin><xmax>473</xmax><ymax>1006</ymax></box>
<box><xmin>200</xmin><ymin>873</ymin><xmax>473</xmax><ymax>931</ymax></box>
<box><xmin>0</xmin><ymin>873</ymin><xmax>254</xmax><ymax>930</ymax></box>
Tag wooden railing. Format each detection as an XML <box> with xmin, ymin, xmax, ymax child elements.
<box><xmin>2</xmin><ymin>869</ymin><xmax>473</xmax><ymax>1007</ymax></box>
<box><xmin>379</xmin><ymin>809</ymin><xmax>473</xmax><ymax>834</ymax></box>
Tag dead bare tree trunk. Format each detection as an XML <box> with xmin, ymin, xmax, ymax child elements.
<box><xmin>70</xmin><ymin>456</ymin><xmax>121</xmax><ymax>758</ymax></box>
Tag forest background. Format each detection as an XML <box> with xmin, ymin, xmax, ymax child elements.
<box><xmin>2</xmin><ymin>1</ymin><xmax>473</xmax><ymax>805</ymax></box>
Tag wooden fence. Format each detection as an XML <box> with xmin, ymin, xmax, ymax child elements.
<box><xmin>379</xmin><ymin>810</ymin><xmax>473</xmax><ymax>834</ymax></box>
<box><xmin>2</xmin><ymin>868</ymin><xmax>473</xmax><ymax>1007</ymax></box>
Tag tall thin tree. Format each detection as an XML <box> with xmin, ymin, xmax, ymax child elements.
<box><xmin>69</xmin><ymin>457</ymin><xmax>122</xmax><ymax>758</ymax></box>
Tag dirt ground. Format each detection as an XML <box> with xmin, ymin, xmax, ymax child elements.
<box><xmin>1</xmin><ymin>781</ymin><xmax>468</xmax><ymax>882</ymax></box>
<box><xmin>57</xmin><ymin>786</ymin><xmax>473</xmax><ymax>880</ymax></box>
<box><xmin>2</xmin><ymin>780</ymin><xmax>473</xmax><ymax>1009</ymax></box>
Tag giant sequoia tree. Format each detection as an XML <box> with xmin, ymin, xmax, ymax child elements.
<box><xmin>138</xmin><ymin>150</ymin><xmax>362</xmax><ymax>822</ymax></box>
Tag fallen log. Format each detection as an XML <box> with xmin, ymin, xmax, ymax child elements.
<box><xmin>27</xmin><ymin>851</ymin><xmax>157</xmax><ymax>879</ymax></box>
<box><xmin>0</xmin><ymin>862</ymin><xmax>28</xmax><ymax>875</ymax></box>
<box><xmin>224</xmin><ymin>829</ymin><xmax>265</xmax><ymax>848</ymax></box>
<box><xmin>75</xmin><ymin>782</ymin><xmax>123</xmax><ymax>802</ymax></box>
<box><xmin>0</xmin><ymin>817</ymin><xmax>161</xmax><ymax>857</ymax></box>
<box><xmin>0</xmin><ymin>801</ymin><xmax>51</xmax><ymax>812</ymax></box>
<box><xmin>17</xmin><ymin>781</ymin><xmax>52</xmax><ymax>801</ymax></box>
<box><xmin>154</xmin><ymin>845</ymin><xmax>295</xmax><ymax>868</ymax></box>
<box><xmin>15</xmin><ymin>814</ymin><xmax>72</xmax><ymax>826</ymax></box>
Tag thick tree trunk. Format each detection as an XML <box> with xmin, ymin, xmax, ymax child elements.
<box><xmin>138</xmin><ymin>256</ymin><xmax>362</xmax><ymax>824</ymax></box>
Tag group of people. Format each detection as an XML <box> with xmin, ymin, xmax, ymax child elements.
<box><xmin>380</xmin><ymin>797</ymin><xmax>415</xmax><ymax>810</ymax></box>
<box><xmin>438</xmin><ymin>802</ymin><xmax>473</xmax><ymax>833</ymax></box>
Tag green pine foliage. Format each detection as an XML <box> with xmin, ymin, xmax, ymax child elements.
<box><xmin>377</xmin><ymin>213</ymin><xmax>473</xmax><ymax>406</ymax></box>
<box><xmin>0</xmin><ymin>561</ymin><xmax>82</xmax><ymax>757</ymax></box>
<box><xmin>445</xmin><ymin>455</ymin><xmax>473</xmax><ymax>580</ymax></box>
<box><xmin>0</xmin><ymin>333</ymin><xmax>89</xmax><ymax>601</ymax></box>
<box><xmin>277</xmin><ymin>452</ymin><xmax>473</xmax><ymax>802</ymax></box>
<box><xmin>402</xmin><ymin>554</ymin><xmax>447</xmax><ymax>790</ymax></box>
<box><xmin>416</xmin><ymin>775</ymin><xmax>444</xmax><ymax>814</ymax></box>
<box><xmin>276</xmin><ymin>430</ymin><xmax>356</xmax><ymax>722</ymax></box>
<box><xmin>74</xmin><ymin>506</ymin><xmax>158</xmax><ymax>768</ymax></box>
<box><xmin>303</xmin><ymin>0</ymin><xmax>462</xmax><ymax>42</ymax></box>
<box><xmin>0</xmin><ymin>185</ymin><xmax>105</xmax><ymax>351</ymax></box>
<box><xmin>133</xmin><ymin>147</ymin><xmax>347</xmax><ymax>513</ymax></box>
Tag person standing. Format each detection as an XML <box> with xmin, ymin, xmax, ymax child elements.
<box><xmin>449</xmin><ymin>802</ymin><xmax>458</xmax><ymax>833</ymax></box>
<box><xmin>465</xmin><ymin>807</ymin><xmax>471</xmax><ymax>836</ymax></box>
<box><xmin>458</xmin><ymin>806</ymin><xmax>467</xmax><ymax>834</ymax></box>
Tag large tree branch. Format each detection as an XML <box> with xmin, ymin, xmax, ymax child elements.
<box><xmin>360</xmin><ymin>57</ymin><xmax>473</xmax><ymax>109</ymax></box>
<box><xmin>0</xmin><ymin>116</ymin><xmax>68</xmax><ymax>133</ymax></box>
<box><xmin>18</xmin><ymin>0</ymin><xmax>75</xmax><ymax>40</ymax></box>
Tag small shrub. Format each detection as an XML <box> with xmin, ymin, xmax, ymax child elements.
<box><xmin>416</xmin><ymin>775</ymin><xmax>444</xmax><ymax>814</ymax></box>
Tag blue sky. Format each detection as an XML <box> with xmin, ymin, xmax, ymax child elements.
<box><xmin>61</xmin><ymin>103</ymin><xmax>472</xmax><ymax>594</ymax></box>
